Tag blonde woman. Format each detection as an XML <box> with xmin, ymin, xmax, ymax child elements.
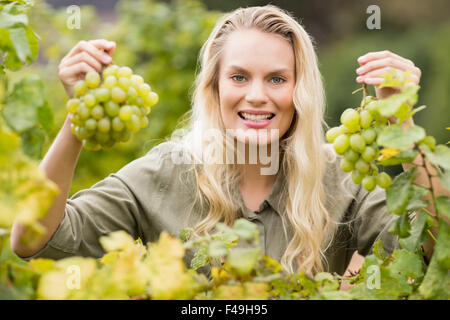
<box><xmin>12</xmin><ymin>5</ymin><xmax>432</xmax><ymax>279</ymax></box>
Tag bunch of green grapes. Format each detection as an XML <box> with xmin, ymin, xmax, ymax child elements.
<box><xmin>326</xmin><ymin>97</ymin><xmax>392</xmax><ymax>191</ymax></box>
<box><xmin>66</xmin><ymin>65</ymin><xmax>159</xmax><ymax>150</ymax></box>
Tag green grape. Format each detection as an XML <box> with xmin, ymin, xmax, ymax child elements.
<box><xmin>131</xmin><ymin>105</ymin><xmax>141</xmax><ymax>116</ymax></box>
<box><xmin>326</xmin><ymin>126</ymin><xmax>344</xmax><ymax>143</ymax></box>
<box><xmin>83</xmin><ymin>93</ymin><xmax>96</xmax><ymax>108</ymax></box>
<box><xmin>97</xmin><ymin>118</ymin><xmax>111</xmax><ymax>133</ymax></box>
<box><xmin>95</xmin><ymin>131</ymin><xmax>110</xmax><ymax>144</ymax></box>
<box><xmin>340</xmin><ymin>108</ymin><xmax>360</xmax><ymax>128</ymax></box>
<box><xmin>344</xmin><ymin>123</ymin><xmax>361</xmax><ymax>134</ymax></box>
<box><xmin>111</xmin><ymin>87</ymin><xmax>126</xmax><ymax>103</ymax></box>
<box><xmin>333</xmin><ymin>134</ymin><xmax>350</xmax><ymax>155</ymax></box>
<box><xmin>111</xmin><ymin>130</ymin><xmax>123</xmax><ymax>141</ymax></box>
<box><xmin>361</xmin><ymin>146</ymin><xmax>376</xmax><ymax>162</ymax></box>
<box><xmin>361</xmin><ymin>127</ymin><xmax>377</xmax><ymax>144</ymax></box>
<box><xmin>362</xmin><ymin>176</ymin><xmax>376</xmax><ymax>191</ymax></box>
<box><xmin>74</xmin><ymin>80</ymin><xmax>87</xmax><ymax>96</ymax></box>
<box><xmin>350</xmin><ymin>134</ymin><xmax>366</xmax><ymax>153</ymax></box>
<box><xmin>344</xmin><ymin>149</ymin><xmax>360</xmax><ymax>163</ymax></box>
<box><xmin>352</xmin><ymin>170</ymin><xmax>364</xmax><ymax>184</ymax></box>
<box><xmin>359</xmin><ymin>109</ymin><xmax>373</xmax><ymax>129</ymax></box>
<box><xmin>85</xmin><ymin>118</ymin><xmax>97</xmax><ymax>131</ymax></box>
<box><xmin>117</xmin><ymin>66</ymin><xmax>132</xmax><ymax>78</ymax></box>
<box><xmin>136</xmin><ymin>97</ymin><xmax>145</xmax><ymax>107</ymax></box>
<box><xmin>95</xmin><ymin>88</ymin><xmax>110</xmax><ymax>102</ymax></box>
<box><xmin>86</xmin><ymin>71</ymin><xmax>101</xmax><ymax>88</ymax></box>
<box><xmin>138</xmin><ymin>83</ymin><xmax>151</xmax><ymax>97</ymax></box>
<box><xmin>120</xmin><ymin>130</ymin><xmax>131</xmax><ymax>142</ymax></box>
<box><xmin>355</xmin><ymin>159</ymin><xmax>370</xmax><ymax>174</ymax></box>
<box><xmin>140</xmin><ymin>116</ymin><xmax>149</xmax><ymax>128</ymax></box>
<box><xmin>127</xmin><ymin>87</ymin><xmax>138</xmax><ymax>101</ymax></box>
<box><xmin>119</xmin><ymin>105</ymin><xmax>132</xmax><ymax>121</ymax></box>
<box><xmin>126</xmin><ymin>114</ymin><xmax>141</xmax><ymax>133</ymax></box>
<box><xmin>118</xmin><ymin>77</ymin><xmax>131</xmax><ymax>90</ymax></box>
<box><xmin>131</xmin><ymin>74</ymin><xmax>144</xmax><ymax>86</ymax></box>
<box><xmin>66</xmin><ymin>98</ymin><xmax>80</xmax><ymax>113</ymax></box>
<box><xmin>103</xmin><ymin>76</ymin><xmax>118</xmax><ymax>89</ymax></box>
<box><xmin>72</xmin><ymin>114</ymin><xmax>81</xmax><ymax>125</ymax></box>
<box><xmin>340</xmin><ymin>158</ymin><xmax>354</xmax><ymax>172</ymax></box>
<box><xmin>77</xmin><ymin>103</ymin><xmax>90</xmax><ymax>120</ymax></box>
<box><xmin>84</xmin><ymin>138</ymin><xmax>101</xmax><ymax>151</ymax></box>
<box><xmin>102</xmin><ymin>139</ymin><xmax>116</xmax><ymax>149</ymax></box>
<box><xmin>141</xmin><ymin>106</ymin><xmax>151</xmax><ymax>116</ymax></box>
<box><xmin>102</xmin><ymin>64</ymin><xmax>119</xmax><ymax>78</ymax></box>
<box><xmin>70</xmin><ymin>123</ymin><xmax>77</xmax><ymax>135</ymax></box>
<box><xmin>91</xmin><ymin>105</ymin><xmax>104</xmax><ymax>120</ymax></box>
<box><xmin>105</xmin><ymin>101</ymin><xmax>120</xmax><ymax>117</ymax></box>
<box><xmin>376</xmin><ymin>172</ymin><xmax>392</xmax><ymax>189</ymax></box>
<box><xmin>144</xmin><ymin>92</ymin><xmax>159</xmax><ymax>107</ymax></box>
<box><xmin>112</xmin><ymin>117</ymin><xmax>125</xmax><ymax>131</ymax></box>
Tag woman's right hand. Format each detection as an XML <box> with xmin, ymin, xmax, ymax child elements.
<box><xmin>58</xmin><ymin>39</ymin><xmax>116</xmax><ymax>98</ymax></box>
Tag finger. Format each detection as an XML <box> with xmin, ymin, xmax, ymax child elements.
<box><xmin>356</xmin><ymin>57</ymin><xmax>418</xmax><ymax>77</ymax></box>
<box><xmin>88</xmin><ymin>39</ymin><xmax>116</xmax><ymax>56</ymax></box>
<box><xmin>358</xmin><ymin>73</ymin><xmax>420</xmax><ymax>86</ymax></box>
<box><xmin>59</xmin><ymin>62</ymin><xmax>97</xmax><ymax>83</ymax></box>
<box><xmin>64</xmin><ymin>40</ymin><xmax>112</xmax><ymax>65</ymax></box>
<box><xmin>360</xmin><ymin>67</ymin><xmax>420</xmax><ymax>84</ymax></box>
<box><xmin>60</xmin><ymin>51</ymin><xmax>103</xmax><ymax>72</ymax></box>
<box><xmin>358</xmin><ymin>50</ymin><xmax>414</xmax><ymax>67</ymax></box>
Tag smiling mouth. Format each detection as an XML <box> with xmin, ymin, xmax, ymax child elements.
<box><xmin>238</xmin><ymin>112</ymin><xmax>275</xmax><ymax>121</ymax></box>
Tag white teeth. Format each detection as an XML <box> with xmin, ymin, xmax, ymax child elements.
<box><xmin>240</xmin><ymin>112</ymin><xmax>273</xmax><ymax>121</ymax></box>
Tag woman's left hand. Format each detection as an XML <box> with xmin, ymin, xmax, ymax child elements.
<box><xmin>355</xmin><ymin>50</ymin><xmax>422</xmax><ymax>100</ymax></box>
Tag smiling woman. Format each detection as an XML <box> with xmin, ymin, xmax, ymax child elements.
<box><xmin>13</xmin><ymin>5</ymin><xmax>415</xmax><ymax>280</ymax></box>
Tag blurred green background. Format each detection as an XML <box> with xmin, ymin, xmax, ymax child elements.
<box><xmin>22</xmin><ymin>0</ymin><xmax>450</xmax><ymax>195</ymax></box>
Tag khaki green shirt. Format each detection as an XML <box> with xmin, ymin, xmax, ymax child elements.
<box><xmin>26</xmin><ymin>142</ymin><xmax>399</xmax><ymax>275</ymax></box>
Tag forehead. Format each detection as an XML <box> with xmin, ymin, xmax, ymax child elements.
<box><xmin>220</xmin><ymin>29</ymin><xmax>295</xmax><ymax>73</ymax></box>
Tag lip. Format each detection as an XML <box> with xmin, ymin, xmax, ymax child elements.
<box><xmin>241</xmin><ymin>118</ymin><xmax>273</xmax><ymax>128</ymax></box>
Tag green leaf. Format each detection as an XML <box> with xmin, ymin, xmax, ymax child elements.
<box><xmin>179</xmin><ymin>227</ymin><xmax>193</xmax><ymax>242</ymax></box>
<box><xmin>386</xmin><ymin>167</ymin><xmax>419</xmax><ymax>215</ymax></box>
<box><xmin>435</xmin><ymin>196</ymin><xmax>450</xmax><ymax>220</ymax></box>
<box><xmin>399</xmin><ymin>210</ymin><xmax>429</xmax><ymax>252</ymax></box>
<box><xmin>434</xmin><ymin>220</ymin><xmax>450</xmax><ymax>269</ymax></box>
<box><xmin>406</xmin><ymin>184</ymin><xmax>430</xmax><ymax>212</ymax></box>
<box><xmin>439</xmin><ymin>170</ymin><xmax>450</xmax><ymax>191</ymax></box>
<box><xmin>232</xmin><ymin>219</ymin><xmax>259</xmax><ymax>242</ymax></box>
<box><xmin>3</xmin><ymin>75</ymin><xmax>45</xmax><ymax>133</ymax></box>
<box><xmin>377</xmin><ymin>149</ymin><xmax>418</xmax><ymax>166</ymax></box>
<box><xmin>208</xmin><ymin>240</ymin><xmax>227</xmax><ymax>257</ymax></box>
<box><xmin>421</xmin><ymin>144</ymin><xmax>450</xmax><ymax>171</ymax></box>
<box><xmin>9</xmin><ymin>27</ymin><xmax>30</xmax><ymax>62</ymax></box>
<box><xmin>0</xmin><ymin>12</ymin><xmax>28</xmax><ymax>28</ymax></box>
<box><xmin>418</xmin><ymin>222</ymin><xmax>450</xmax><ymax>299</ymax></box>
<box><xmin>21</xmin><ymin>127</ymin><xmax>44</xmax><ymax>159</ymax></box>
<box><xmin>372</xmin><ymin>85</ymin><xmax>419</xmax><ymax>118</ymax></box>
<box><xmin>226</xmin><ymin>247</ymin><xmax>260</xmax><ymax>277</ymax></box>
<box><xmin>389</xmin><ymin>249</ymin><xmax>424</xmax><ymax>280</ymax></box>
<box><xmin>190</xmin><ymin>245</ymin><xmax>208</xmax><ymax>270</ymax></box>
<box><xmin>377</xmin><ymin>124</ymin><xmax>426</xmax><ymax>151</ymax></box>
<box><xmin>372</xmin><ymin>239</ymin><xmax>386</xmax><ymax>261</ymax></box>
<box><xmin>37</xmin><ymin>101</ymin><xmax>53</xmax><ymax>135</ymax></box>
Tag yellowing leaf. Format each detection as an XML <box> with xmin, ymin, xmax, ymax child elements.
<box><xmin>378</xmin><ymin>148</ymin><xmax>401</xmax><ymax>162</ymax></box>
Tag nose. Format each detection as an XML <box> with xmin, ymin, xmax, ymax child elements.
<box><xmin>245</xmin><ymin>80</ymin><xmax>269</xmax><ymax>106</ymax></box>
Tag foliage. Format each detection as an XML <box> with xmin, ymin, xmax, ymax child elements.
<box><xmin>0</xmin><ymin>0</ymin><xmax>449</xmax><ymax>301</ymax></box>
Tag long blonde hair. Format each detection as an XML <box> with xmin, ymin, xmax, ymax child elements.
<box><xmin>172</xmin><ymin>5</ymin><xmax>334</xmax><ymax>276</ymax></box>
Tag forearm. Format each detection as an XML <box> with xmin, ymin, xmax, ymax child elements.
<box><xmin>11</xmin><ymin>114</ymin><xmax>83</xmax><ymax>257</ymax></box>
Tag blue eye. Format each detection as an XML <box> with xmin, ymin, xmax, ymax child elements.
<box><xmin>231</xmin><ymin>75</ymin><xmax>245</xmax><ymax>82</ymax></box>
<box><xmin>271</xmin><ymin>77</ymin><xmax>285</xmax><ymax>84</ymax></box>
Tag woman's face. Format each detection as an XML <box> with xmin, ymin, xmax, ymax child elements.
<box><xmin>218</xmin><ymin>28</ymin><xmax>296</xmax><ymax>145</ymax></box>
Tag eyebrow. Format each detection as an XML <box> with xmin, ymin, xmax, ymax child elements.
<box><xmin>226</xmin><ymin>65</ymin><xmax>292</xmax><ymax>75</ymax></box>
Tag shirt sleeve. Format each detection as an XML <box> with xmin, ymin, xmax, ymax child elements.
<box><xmin>22</xmin><ymin>173</ymin><xmax>142</xmax><ymax>261</ymax></box>
<box><xmin>350</xmin><ymin>184</ymin><xmax>400</xmax><ymax>257</ymax></box>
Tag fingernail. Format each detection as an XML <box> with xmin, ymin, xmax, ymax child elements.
<box><xmin>356</xmin><ymin>76</ymin><xmax>364</xmax><ymax>82</ymax></box>
<box><xmin>356</xmin><ymin>67</ymin><xmax>364</xmax><ymax>74</ymax></box>
<box><xmin>357</xmin><ymin>56</ymin><xmax>366</xmax><ymax>63</ymax></box>
<box><xmin>103</xmin><ymin>55</ymin><xmax>112</xmax><ymax>63</ymax></box>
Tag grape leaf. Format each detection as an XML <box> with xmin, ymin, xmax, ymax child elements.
<box><xmin>421</xmin><ymin>144</ymin><xmax>450</xmax><ymax>171</ymax></box>
<box><xmin>399</xmin><ymin>210</ymin><xmax>429</xmax><ymax>251</ymax></box>
<box><xmin>435</xmin><ymin>196</ymin><xmax>450</xmax><ymax>220</ymax></box>
<box><xmin>386</xmin><ymin>167</ymin><xmax>419</xmax><ymax>215</ymax></box>
<box><xmin>377</xmin><ymin>149</ymin><xmax>418</xmax><ymax>166</ymax></box>
<box><xmin>377</xmin><ymin>124</ymin><xmax>426</xmax><ymax>151</ymax></box>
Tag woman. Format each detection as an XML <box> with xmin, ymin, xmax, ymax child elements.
<box><xmin>11</xmin><ymin>5</ymin><xmax>425</xmax><ymax>278</ymax></box>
